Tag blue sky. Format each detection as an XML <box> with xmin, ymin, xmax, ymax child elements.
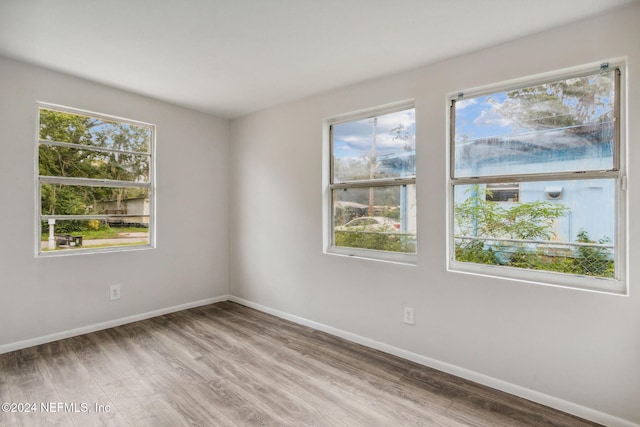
<box><xmin>454</xmin><ymin>92</ymin><xmax>515</xmax><ymax>142</ymax></box>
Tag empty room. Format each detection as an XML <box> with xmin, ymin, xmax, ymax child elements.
<box><xmin>1</xmin><ymin>0</ymin><xmax>639</xmax><ymax>426</ymax></box>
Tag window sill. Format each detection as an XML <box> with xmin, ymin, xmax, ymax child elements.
<box><xmin>37</xmin><ymin>244</ymin><xmax>154</xmax><ymax>258</ymax></box>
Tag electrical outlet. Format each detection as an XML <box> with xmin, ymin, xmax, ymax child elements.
<box><xmin>403</xmin><ymin>306</ymin><xmax>415</xmax><ymax>325</ymax></box>
<box><xmin>110</xmin><ymin>284</ymin><xmax>121</xmax><ymax>301</ymax></box>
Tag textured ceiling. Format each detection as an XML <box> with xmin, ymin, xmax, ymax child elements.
<box><xmin>0</xmin><ymin>0</ymin><xmax>636</xmax><ymax>118</ymax></box>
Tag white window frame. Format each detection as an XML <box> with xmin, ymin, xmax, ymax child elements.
<box><xmin>446</xmin><ymin>61</ymin><xmax>627</xmax><ymax>294</ymax></box>
<box><xmin>324</xmin><ymin>100</ymin><xmax>417</xmax><ymax>265</ymax></box>
<box><xmin>35</xmin><ymin>102</ymin><xmax>156</xmax><ymax>257</ymax></box>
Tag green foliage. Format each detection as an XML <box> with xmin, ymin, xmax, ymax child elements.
<box><xmin>335</xmin><ymin>224</ymin><xmax>415</xmax><ymax>253</ymax></box>
<box><xmin>455</xmin><ymin>186</ymin><xmax>569</xmax><ymax>241</ymax></box>
<box><xmin>78</xmin><ymin>226</ymin><xmax>148</xmax><ymax>240</ymax></box>
<box><xmin>87</xmin><ymin>219</ymin><xmax>103</xmax><ymax>231</ymax></box>
<box><xmin>41</xmin><ymin>183</ymin><xmax>85</xmax><ymax>216</ymax></box>
<box><xmin>41</xmin><ymin>219</ymin><xmax>88</xmax><ymax>234</ymax></box>
<box><xmin>41</xmin><ymin>226</ymin><xmax>148</xmax><ymax>241</ymax></box>
<box><xmin>454</xmin><ymin>187</ymin><xmax>614</xmax><ymax>278</ymax></box>
<box><xmin>454</xmin><ymin>240</ymin><xmax>499</xmax><ymax>265</ymax></box>
<box><xmin>506</xmin><ymin>249</ymin><xmax>578</xmax><ymax>274</ymax></box>
<box><xmin>573</xmin><ymin>230</ymin><xmax>614</xmax><ymax>277</ymax></box>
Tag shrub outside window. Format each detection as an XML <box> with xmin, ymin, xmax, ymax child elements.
<box><xmin>37</xmin><ymin>104</ymin><xmax>154</xmax><ymax>255</ymax></box>
<box><xmin>449</xmin><ymin>64</ymin><xmax>625</xmax><ymax>293</ymax></box>
<box><xmin>328</xmin><ymin>103</ymin><xmax>416</xmax><ymax>263</ymax></box>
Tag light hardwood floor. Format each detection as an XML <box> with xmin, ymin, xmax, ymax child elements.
<box><xmin>0</xmin><ymin>301</ymin><xmax>599</xmax><ymax>426</ymax></box>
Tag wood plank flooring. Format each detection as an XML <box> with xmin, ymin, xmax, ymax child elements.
<box><xmin>0</xmin><ymin>301</ymin><xmax>599</xmax><ymax>426</ymax></box>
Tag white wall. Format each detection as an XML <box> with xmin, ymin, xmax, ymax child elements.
<box><xmin>229</xmin><ymin>4</ymin><xmax>640</xmax><ymax>426</ymax></box>
<box><xmin>0</xmin><ymin>56</ymin><xmax>230</xmax><ymax>349</ymax></box>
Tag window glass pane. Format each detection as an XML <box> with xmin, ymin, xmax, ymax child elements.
<box><xmin>40</xmin><ymin>219</ymin><xmax>149</xmax><ymax>252</ymax></box>
<box><xmin>453</xmin><ymin>179</ymin><xmax>615</xmax><ymax>278</ymax></box>
<box><xmin>41</xmin><ymin>184</ymin><xmax>150</xmax><ymax>217</ymax></box>
<box><xmin>39</xmin><ymin>145</ymin><xmax>150</xmax><ymax>182</ymax></box>
<box><xmin>333</xmin><ymin>185</ymin><xmax>416</xmax><ymax>253</ymax></box>
<box><xmin>454</xmin><ymin>71</ymin><xmax>615</xmax><ymax>178</ymax></box>
<box><xmin>332</xmin><ymin>108</ymin><xmax>415</xmax><ymax>182</ymax></box>
<box><xmin>39</xmin><ymin>108</ymin><xmax>151</xmax><ymax>153</ymax></box>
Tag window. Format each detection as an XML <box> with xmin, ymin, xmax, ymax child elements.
<box><xmin>449</xmin><ymin>63</ymin><xmax>625</xmax><ymax>293</ymax></box>
<box><xmin>37</xmin><ymin>104</ymin><xmax>154</xmax><ymax>255</ymax></box>
<box><xmin>486</xmin><ymin>183</ymin><xmax>519</xmax><ymax>202</ymax></box>
<box><xmin>327</xmin><ymin>103</ymin><xmax>416</xmax><ymax>263</ymax></box>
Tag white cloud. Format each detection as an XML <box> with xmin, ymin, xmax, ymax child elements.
<box><xmin>375</xmin><ymin>110</ymin><xmax>415</xmax><ymax>131</ymax></box>
<box><xmin>342</xmin><ymin>136</ymin><xmax>362</xmax><ymax>143</ymax></box>
<box><xmin>473</xmin><ymin>106</ymin><xmax>512</xmax><ymax>128</ymax></box>
<box><xmin>455</xmin><ymin>99</ymin><xmax>477</xmax><ymax>110</ymax></box>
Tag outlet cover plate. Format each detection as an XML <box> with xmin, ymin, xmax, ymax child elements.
<box><xmin>403</xmin><ymin>306</ymin><xmax>415</xmax><ymax>325</ymax></box>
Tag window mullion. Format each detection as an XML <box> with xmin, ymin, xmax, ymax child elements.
<box><xmin>39</xmin><ymin>176</ymin><xmax>151</xmax><ymax>188</ymax></box>
<box><xmin>331</xmin><ymin>177</ymin><xmax>415</xmax><ymax>190</ymax></box>
<box><xmin>38</xmin><ymin>139</ymin><xmax>150</xmax><ymax>156</ymax></box>
<box><xmin>42</xmin><ymin>214</ymin><xmax>150</xmax><ymax>221</ymax></box>
<box><xmin>452</xmin><ymin>170</ymin><xmax>618</xmax><ymax>186</ymax></box>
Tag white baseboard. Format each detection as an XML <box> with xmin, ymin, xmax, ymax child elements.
<box><xmin>0</xmin><ymin>295</ymin><xmax>230</xmax><ymax>355</ymax></box>
<box><xmin>228</xmin><ymin>296</ymin><xmax>638</xmax><ymax>427</ymax></box>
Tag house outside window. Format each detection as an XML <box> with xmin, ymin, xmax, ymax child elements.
<box><xmin>37</xmin><ymin>104</ymin><xmax>154</xmax><ymax>255</ymax></box>
<box><xmin>485</xmin><ymin>183</ymin><xmax>519</xmax><ymax>202</ymax></box>
<box><xmin>449</xmin><ymin>63</ymin><xmax>626</xmax><ymax>293</ymax></box>
<box><xmin>327</xmin><ymin>103</ymin><xmax>416</xmax><ymax>263</ymax></box>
